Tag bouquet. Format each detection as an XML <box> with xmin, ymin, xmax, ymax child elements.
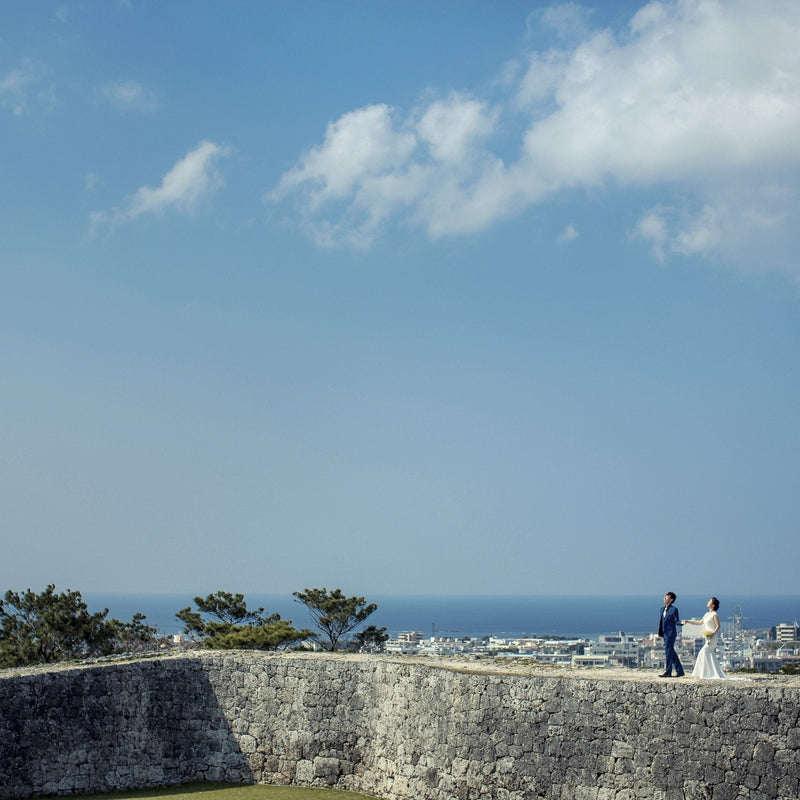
<box><xmin>703</xmin><ymin>630</ymin><xmax>714</xmax><ymax>640</ymax></box>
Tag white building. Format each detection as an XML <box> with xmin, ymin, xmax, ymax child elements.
<box><xmin>572</xmin><ymin>654</ymin><xmax>611</xmax><ymax>668</ymax></box>
<box><xmin>397</xmin><ymin>631</ymin><xmax>424</xmax><ymax>645</ymax></box>
<box><xmin>775</xmin><ymin>622</ymin><xmax>800</xmax><ymax>642</ymax></box>
<box><xmin>585</xmin><ymin>632</ymin><xmax>640</xmax><ymax>668</ymax></box>
<box><xmin>385</xmin><ymin>631</ymin><xmax>425</xmax><ymax>654</ymax></box>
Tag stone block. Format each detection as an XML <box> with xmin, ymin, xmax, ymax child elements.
<box><xmin>294</xmin><ymin>758</ymin><xmax>313</xmax><ymax>783</ymax></box>
<box><xmin>312</xmin><ymin>756</ymin><xmax>340</xmax><ymax>779</ymax></box>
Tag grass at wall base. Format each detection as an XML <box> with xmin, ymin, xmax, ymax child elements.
<box><xmin>69</xmin><ymin>783</ymin><xmax>379</xmax><ymax>800</ymax></box>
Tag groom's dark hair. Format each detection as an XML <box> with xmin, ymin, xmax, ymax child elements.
<box><xmin>666</xmin><ymin>591</ymin><xmax>676</xmax><ymax>602</ymax></box>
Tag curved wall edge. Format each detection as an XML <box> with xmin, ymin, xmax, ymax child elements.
<box><xmin>2</xmin><ymin>652</ymin><xmax>799</xmax><ymax>800</ymax></box>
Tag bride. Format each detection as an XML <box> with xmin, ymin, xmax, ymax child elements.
<box><xmin>683</xmin><ymin>597</ymin><xmax>727</xmax><ymax>679</ymax></box>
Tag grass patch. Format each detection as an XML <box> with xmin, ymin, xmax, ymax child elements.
<box><xmin>67</xmin><ymin>783</ymin><xmax>380</xmax><ymax>800</ymax></box>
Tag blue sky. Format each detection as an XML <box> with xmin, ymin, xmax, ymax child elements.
<box><xmin>2</xmin><ymin>0</ymin><xmax>799</xmax><ymax>598</ymax></box>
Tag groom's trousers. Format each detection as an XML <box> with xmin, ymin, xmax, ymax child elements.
<box><xmin>664</xmin><ymin>633</ymin><xmax>684</xmax><ymax>675</ymax></box>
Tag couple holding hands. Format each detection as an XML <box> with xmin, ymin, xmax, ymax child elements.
<box><xmin>658</xmin><ymin>592</ymin><xmax>726</xmax><ymax>679</ymax></box>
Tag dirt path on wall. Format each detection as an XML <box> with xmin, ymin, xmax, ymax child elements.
<box><xmin>3</xmin><ymin>649</ymin><xmax>798</xmax><ymax>687</ymax></box>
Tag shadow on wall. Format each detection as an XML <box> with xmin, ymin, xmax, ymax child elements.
<box><xmin>0</xmin><ymin>659</ymin><xmax>252</xmax><ymax>799</ymax></box>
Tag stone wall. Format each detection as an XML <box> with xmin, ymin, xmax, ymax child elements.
<box><xmin>2</xmin><ymin>653</ymin><xmax>799</xmax><ymax>800</ymax></box>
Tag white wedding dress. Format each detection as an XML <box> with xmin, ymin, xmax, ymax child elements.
<box><xmin>692</xmin><ymin>611</ymin><xmax>727</xmax><ymax>679</ymax></box>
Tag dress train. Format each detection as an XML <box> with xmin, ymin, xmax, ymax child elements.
<box><xmin>692</xmin><ymin>612</ymin><xmax>727</xmax><ymax>679</ymax></box>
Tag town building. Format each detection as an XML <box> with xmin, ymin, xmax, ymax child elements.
<box><xmin>381</xmin><ymin>614</ymin><xmax>799</xmax><ymax>673</ymax></box>
<box><xmin>775</xmin><ymin>621</ymin><xmax>800</xmax><ymax>642</ymax></box>
<box><xmin>584</xmin><ymin>631</ymin><xmax>640</xmax><ymax>668</ymax></box>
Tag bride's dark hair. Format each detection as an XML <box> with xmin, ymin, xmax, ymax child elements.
<box><xmin>710</xmin><ymin>597</ymin><xmax>720</xmax><ymax>611</ymax></box>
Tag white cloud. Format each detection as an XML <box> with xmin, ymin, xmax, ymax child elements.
<box><xmin>526</xmin><ymin>3</ymin><xmax>594</xmax><ymax>45</ymax></box>
<box><xmin>90</xmin><ymin>140</ymin><xmax>229</xmax><ymax>232</ymax></box>
<box><xmin>520</xmin><ymin>2</ymin><xmax>800</xmax><ymax>186</ymax></box>
<box><xmin>84</xmin><ymin>173</ymin><xmax>102</xmax><ymax>192</ymax></box>
<box><xmin>1</xmin><ymin>61</ymin><xmax>46</xmax><ymax>116</ymax></box>
<box><xmin>636</xmin><ymin>184</ymin><xmax>800</xmax><ymax>274</ymax></box>
<box><xmin>269</xmin><ymin>95</ymin><xmax>512</xmax><ymax>245</ymax></box>
<box><xmin>270</xmin><ymin>0</ymin><xmax>800</xmax><ymax>278</ymax></box>
<box><xmin>417</xmin><ymin>94</ymin><xmax>497</xmax><ymax>164</ymax></box>
<box><xmin>514</xmin><ymin>49</ymin><xmax>570</xmax><ymax>109</ymax></box>
<box><xmin>273</xmin><ymin>105</ymin><xmax>416</xmax><ymax>207</ymax></box>
<box><xmin>634</xmin><ymin>209</ymin><xmax>670</xmax><ymax>263</ymax></box>
<box><xmin>1</xmin><ymin>68</ymin><xmax>30</xmax><ymax>96</ymax></box>
<box><xmin>99</xmin><ymin>80</ymin><xmax>159</xmax><ymax>112</ymax></box>
<box><xmin>556</xmin><ymin>223</ymin><xmax>579</xmax><ymax>245</ymax></box>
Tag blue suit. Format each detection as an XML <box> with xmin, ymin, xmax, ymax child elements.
<box><xmin>658</xmin><ymin>604</ymin><xmax>684</xmax><ymax>676</ymax></box>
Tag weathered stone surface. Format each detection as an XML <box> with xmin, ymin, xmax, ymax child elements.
<box><xmin>1</xmin><ymin>653</ymin><xmax>799</xmax><ymax>800</ymax></box>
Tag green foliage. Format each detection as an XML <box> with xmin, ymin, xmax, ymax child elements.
<box><xmin>176</xmin><ymin>591</ymin><xmax>311</xmax><ymax>650</ymax></box>
<box><xmin>189</xmin><ymin>591</ymin><xmax>271</xmax><ymax>626</ymax></box>
<box><xmin>112</xmin><ymin>612</ymin><xmax>160</xmax><ymax>653</ymax></box>
<box><xmin>293</xmin><ymin>587</ymin><xmax>378</xmax><ymax>651</ymax></box>
<box><xmin>353</xmin><ymin>625</ymin><xmax>389</xmax><ymax>652</ymax></box>
<box><xmin>0</xmin><ymin>585</ymin><xmax>153</xmax><ymax>668</ymax></box>
<box><xmin>204</xmin><ymin>620</ymin><xmax>313</xmax><ymax>650</ymax></box>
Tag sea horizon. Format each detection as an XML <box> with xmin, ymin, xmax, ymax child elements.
<box><xmin>83</xmin><ymin>592</ymin><xmax>800</xmax><ymax>641</ymax></box>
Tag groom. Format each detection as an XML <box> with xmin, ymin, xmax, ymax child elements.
<box><xmin>658</xmin><ymin>591</ymin><xmax>684</xmax><ymax>677</ymax></box>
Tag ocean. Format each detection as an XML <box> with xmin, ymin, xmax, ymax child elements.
<box><xmin>83</xmin><ymin>593</ymin><xmax>800</xmax><ymax>640</ymax></box>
